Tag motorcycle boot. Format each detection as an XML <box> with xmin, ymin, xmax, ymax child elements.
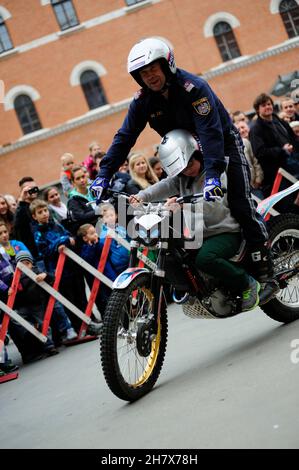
<box><xmin>242</xmin><ymin>276</ymin><xmax>261</xmax><ymax>312</ymax></box>
<box><xmin>248</xmin><ymin>241</ymin><xmax>279</xmax><ymax>305</ymax></box>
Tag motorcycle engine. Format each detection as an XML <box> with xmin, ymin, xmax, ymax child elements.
<box><xmin>208</xmin><ymin>289</ymin><xmax>236</xmax><ymax>317</ymax></box>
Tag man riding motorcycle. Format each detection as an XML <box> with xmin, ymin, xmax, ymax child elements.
<box><xmin>129</xmin><ymin>129</ymin><xmax>261</xmax><ymax>312</ymax></box>
<box><xmin>90</xmin><ymin>36</ymin><xmax>273</xmax><ymax>284</ymax></box>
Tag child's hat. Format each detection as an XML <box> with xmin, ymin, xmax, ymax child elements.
<box><xmin>15</xmin><ymin>250</ymin><xmax>34</xmax><ymax>264</ymax></box>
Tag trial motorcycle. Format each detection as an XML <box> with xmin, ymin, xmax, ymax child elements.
<box><xmin>100</xmin><ymin>182</ymin><xmax>299</xmax><ymax>401</ymax></box>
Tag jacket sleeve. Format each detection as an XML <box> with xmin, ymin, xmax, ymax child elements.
<box><xmin>249</xmin><ymin>125</ymin><xmax>287</xmax><ymax>166</ymax></box>
<box><xmin>67</xmin><ymin>198</ymin><xmax>98</xmax><ymax>225</ymax></box>
<box><xmin>98</xmin><ymin>96</ymin><xmax>148</xmax><ymax>180</ymax></box>
<box><xmin>138</xmin><ymin>177</ymin><xmax>180</xmax><ymax>202</ymax></box>
<box><xmin>0</xmin><ymin>279</ymin><xmax>9</xmax><ymax>292</ymax></box>
<box><xmin>34</xmin><ymin>230</ymin><xmax>69</xmax><ymax>260</ymax></box>
<box><xmin>125</xmin><ymin>179</ymin><xmax>142</xmax><ymax>195</ymax></box>
<box><xmin>187</xmin><ymin>80</ymin><xmax>227</xmax><ymax>179</ymax></box>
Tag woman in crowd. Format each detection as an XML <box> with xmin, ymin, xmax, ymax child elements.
<box><xmin>43</xmin><ymin>186</ymin><xmax>68</xmax><ymax>225</ymax></box>
<box><xmin>67</xmin><ymin>165</ymin><xmax>100</xmax><ymax>235</ymax></box>
<box><xmin>0</xmin><ymin>194</ymin><xmax>15</xmax><ymax>236</ymax></box>
<box><xmin>125</xmin><ymin>153</ymin><xmax>158</xmax><ymax>195</ymax></box>
<box><xmin>149</xmin><ymin>156</ymin><xmax>167</xmax><ymax>181</ymax></box>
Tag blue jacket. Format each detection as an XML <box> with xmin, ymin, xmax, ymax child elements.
<box><xmin>33</xmin><ymin>221</ymin><xmax>72</xmax><ymax>273</ymax></box>
<box><xmin>0</xmin><ymin>247</ymin><xmax>14</xmax><ymax>293</ymax></box>
<box><xmin>80</xmin><ymin>224</ymin><xmax>129</xmax><ymax>282</ymax></box>
<box><xmin>98</xmin><ymin>68</ymin><xmax>233</xmax><ymax>180</ymax></box>
<box><xmin>99</xmin><ymin>224</ymin><xmax>130</xmax><ymax>278</ymax></box>
<box><xmin>0</xmin><ymin>240</ymin><xmax>31</xmax><ymax>269</ymax></box>
<box><xmin>80</xmin><ymin>240</ymin><xmax>117</xmax><ymax>282</ymax></box>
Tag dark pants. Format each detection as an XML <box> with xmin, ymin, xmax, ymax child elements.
<box><xmin>196</xmin><ymin>232</ymin><xmax>250</xmax><ymax>293</ymax></box>
<box><xmin>225</xmin><ymin>127</ymin><xmax>268</xmax><ymax>246</ymax></box>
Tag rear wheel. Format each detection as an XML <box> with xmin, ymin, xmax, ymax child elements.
<box><xmin>261</xmin><ymin>214</ymin><xmax>299</xmax><ymax>323</ymax></box>
<box><xmin>100</xmin><ymin>274</ymin><xmax>168</xmax><ymax>401</ymax></box>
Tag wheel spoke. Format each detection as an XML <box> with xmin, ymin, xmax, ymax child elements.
<box><xmin>272</xmin><ymin>229</ymin><xmax>299</xmax><ymax>308</ymax></box>
<box><xmin>113</xmin><ymin>285</ymin><xmax>160</xmax><ymax>387</ymax></box>
<box><xmin>101</xmin><ymin>273</ymin><xmax>168</xmax><ymax>401</ymax></box>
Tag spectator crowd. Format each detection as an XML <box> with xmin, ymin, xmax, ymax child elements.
<box><xmin>1</xmin><ymin>90</ymin><xmax>299</xmax><ymax>379</ymax></box>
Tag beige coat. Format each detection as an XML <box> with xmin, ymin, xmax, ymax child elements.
<box><xmin>243</xmin><ymin>138</ymin><xmax>264</xmax><ymax>188</ymax></box>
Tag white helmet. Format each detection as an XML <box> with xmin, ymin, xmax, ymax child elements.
<box><xmin>127</xmin><ymin>37</ymin><xmax>176</xmax><ymax>87</ymax></box>
<box><xmin>158</xmin><ymin>129</ymin><xmax>201</xmax><ymax>177</ymax></box>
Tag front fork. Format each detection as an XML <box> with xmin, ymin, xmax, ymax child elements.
<box><xmin>129</xmin><ymin>240</ymin><xmax>167</xmax><ymax>332</ymax></box>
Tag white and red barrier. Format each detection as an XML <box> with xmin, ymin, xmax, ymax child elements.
<box><xmin>0</xmin><ymin>228</ymin><xmax>156</xmax><ymax>373</ymax></box>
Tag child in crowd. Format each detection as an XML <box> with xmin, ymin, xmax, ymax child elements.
<box><xmin>77</xmin><ymin>223</ymin><xmax>111</xmax><ymax>319</ymax></box>
<box><xmin>0</xmin><ymin>248</ymin><xmax>55</xmax><ymax>364</ymax></box>
<box><xmin>82</xmin><ymin>142</ymin><xmax>104</xmax><ymax>181</ymax></box>
<box><xmin>14</xmin><ymin>250</ymin><xmax>77</xmax><ymax>344</ymax></box>
<box><xmin>99</xmin><ymin>204</ymin><xmax>130</xmax><ymax>279</ymax></box>
<box><xmin>60</xmin><ymin>153</ymin><xmax>75</xmax><ymax>197</ymax></box>
<box><xmin>30</xmin><ymin>199</ymin><xmax>100</xmax><ymax>335</ymax></box>
<box><xmin>11</xmin><ymin>250</ymin><xmax>60</xmax><ymax>357</ymax></box>
<box><xmin>0</xmin><ymin>221</ymin><xmax>30</xmax><ymax>268</ymax></box>
<box><xmin>77</xmin><ymin>208</ymin><xmax>129</xmax><ymax>318</ymax></box>
<box><xmin>30</xmin><ymin>199</ymin><xmax>76</xmax><ymax>273</ymax></box>
<box><xmin>0</xmin><ymin>245</ymin><xmax>14</xmax><ymax>300</ymax></box>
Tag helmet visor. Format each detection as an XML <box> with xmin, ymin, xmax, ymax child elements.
<box><xmin>161</xmin><ymin>148</ymin><xmax>188</xmax><ymax>177</ymax></box>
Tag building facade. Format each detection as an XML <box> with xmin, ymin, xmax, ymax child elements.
<box><xmin>0</xmin><ymin>0</ymin><xmax>298</xmax><ymax>194</ymax></box>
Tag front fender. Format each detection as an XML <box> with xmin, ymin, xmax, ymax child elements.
<box><xmin>257</xmin><ymin>181</ymin><xmax>299</xmax><ymax>219</ymax></box>
<box><xmin>113</xmin><ymin>267</ymin><xmax>151</xmax><ymax>290</ymax></box>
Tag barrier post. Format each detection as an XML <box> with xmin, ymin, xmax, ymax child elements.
<box><xmin>0</xmin><ymin>267</ymin><xmax>22</xmax><ymax>355</ymax></box>
<box><xmin>0</xmin><ymin>370</ymin><xmax>19</xmax><ymax>384</ymax></box>
<box><xmin>42</xmin><ymin>251</ymin><xmax>66</xmax><ymax>336</ymax></box>
<box><xmin>78</xmin><ymin>236</ymin><xmax>113</xmax><ymax>338</ymax></box>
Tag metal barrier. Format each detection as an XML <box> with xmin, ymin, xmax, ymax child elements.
<box><xmin>264</xmin><ymin>167</ymin><xmax>298</xmax><ymax>221</ymax></box>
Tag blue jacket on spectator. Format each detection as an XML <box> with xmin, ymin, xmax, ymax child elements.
<box><xmin>1</xmin><ymin>240</ymin><xmax>31</xmax><ymax>268</ymax></box>
<box><xmin>0</xmin><ymin>247</ymin><xmax>14</xmax><ymax>294</ymax></box>
<box><xmin>99</xmin><ymin>224</ymin><xmax>129</xmax><ymax>279</ymax></box>
<box><xmin>33</xmin><ymin>221</ymin><xmax>72</xmax><ymax>273</ymax></box>
<box><xmin>80</xmin><ymin>240</ymin><xmax>115</xmax><ymax>282</ymax></box>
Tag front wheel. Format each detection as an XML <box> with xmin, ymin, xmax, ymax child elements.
<box><xmin>100</xmin><ymin>274</ymin><xmax>168</xmax><ymax>401</ymax></box>
<box><xmin>261</xmin><ymin>213</ymin><xmax>299</xmax><ymax>323</ymax></box>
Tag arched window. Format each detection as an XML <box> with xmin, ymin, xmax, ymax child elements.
<box><xmin>0</xmin><ymin>14</ymin><xmax>13</xmax><ymax>54</ymax></box>
<box><xmin>51</xmin><ymin>0</ymin><xmax>79</xmax><ymax>30</ymax></box>
<box><xmin>14</xmin><ymin>95</ymin><xmax>42</xmax><ymax>135</ymax></box>
<box><xmin>279</xmin><ymin>0</ymin><xmax>299</xmax><ymax>38</ymax></box>
<box><xmin>213</xmin><ymin>21</ymin><xmax>241</xmax><ymax>62</ymax></box>
<box><xmin>80</xmin><ymin>70</ymin><xmax>108</xmax><ymax>110</ymax></box>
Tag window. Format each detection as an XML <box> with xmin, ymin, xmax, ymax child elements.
<box><xmin>80</xmin><ymin>70</ymin><xmax>108</xmax><ymax>110</ymax></box>
<box><xmin>0</xmin><ymin>14</ymin><xmax>13</xmax><ymax>54</ymax></box>
<box><xmin>279</xmin><ymin>0</ymin><xmax>299</xmax><ymax>38</ymax></box>
<box><xmin>213</xmin><ymin>21</ymin><xmax>241</xmax><ymax>62</ymax></box>
<box><xmin>125</xmin><ymin>0</ymin><xmax>146</xmax><ymax>5</ymax></box>
<box><xmin>14</xmin><ymin>95</ymin><xmax>42</xmax><ymax>135</ymax></box>
<box><xmin>51</xmin><ymin>0</ymin><xmax>79</xmax><ymax>31</ymax></box>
